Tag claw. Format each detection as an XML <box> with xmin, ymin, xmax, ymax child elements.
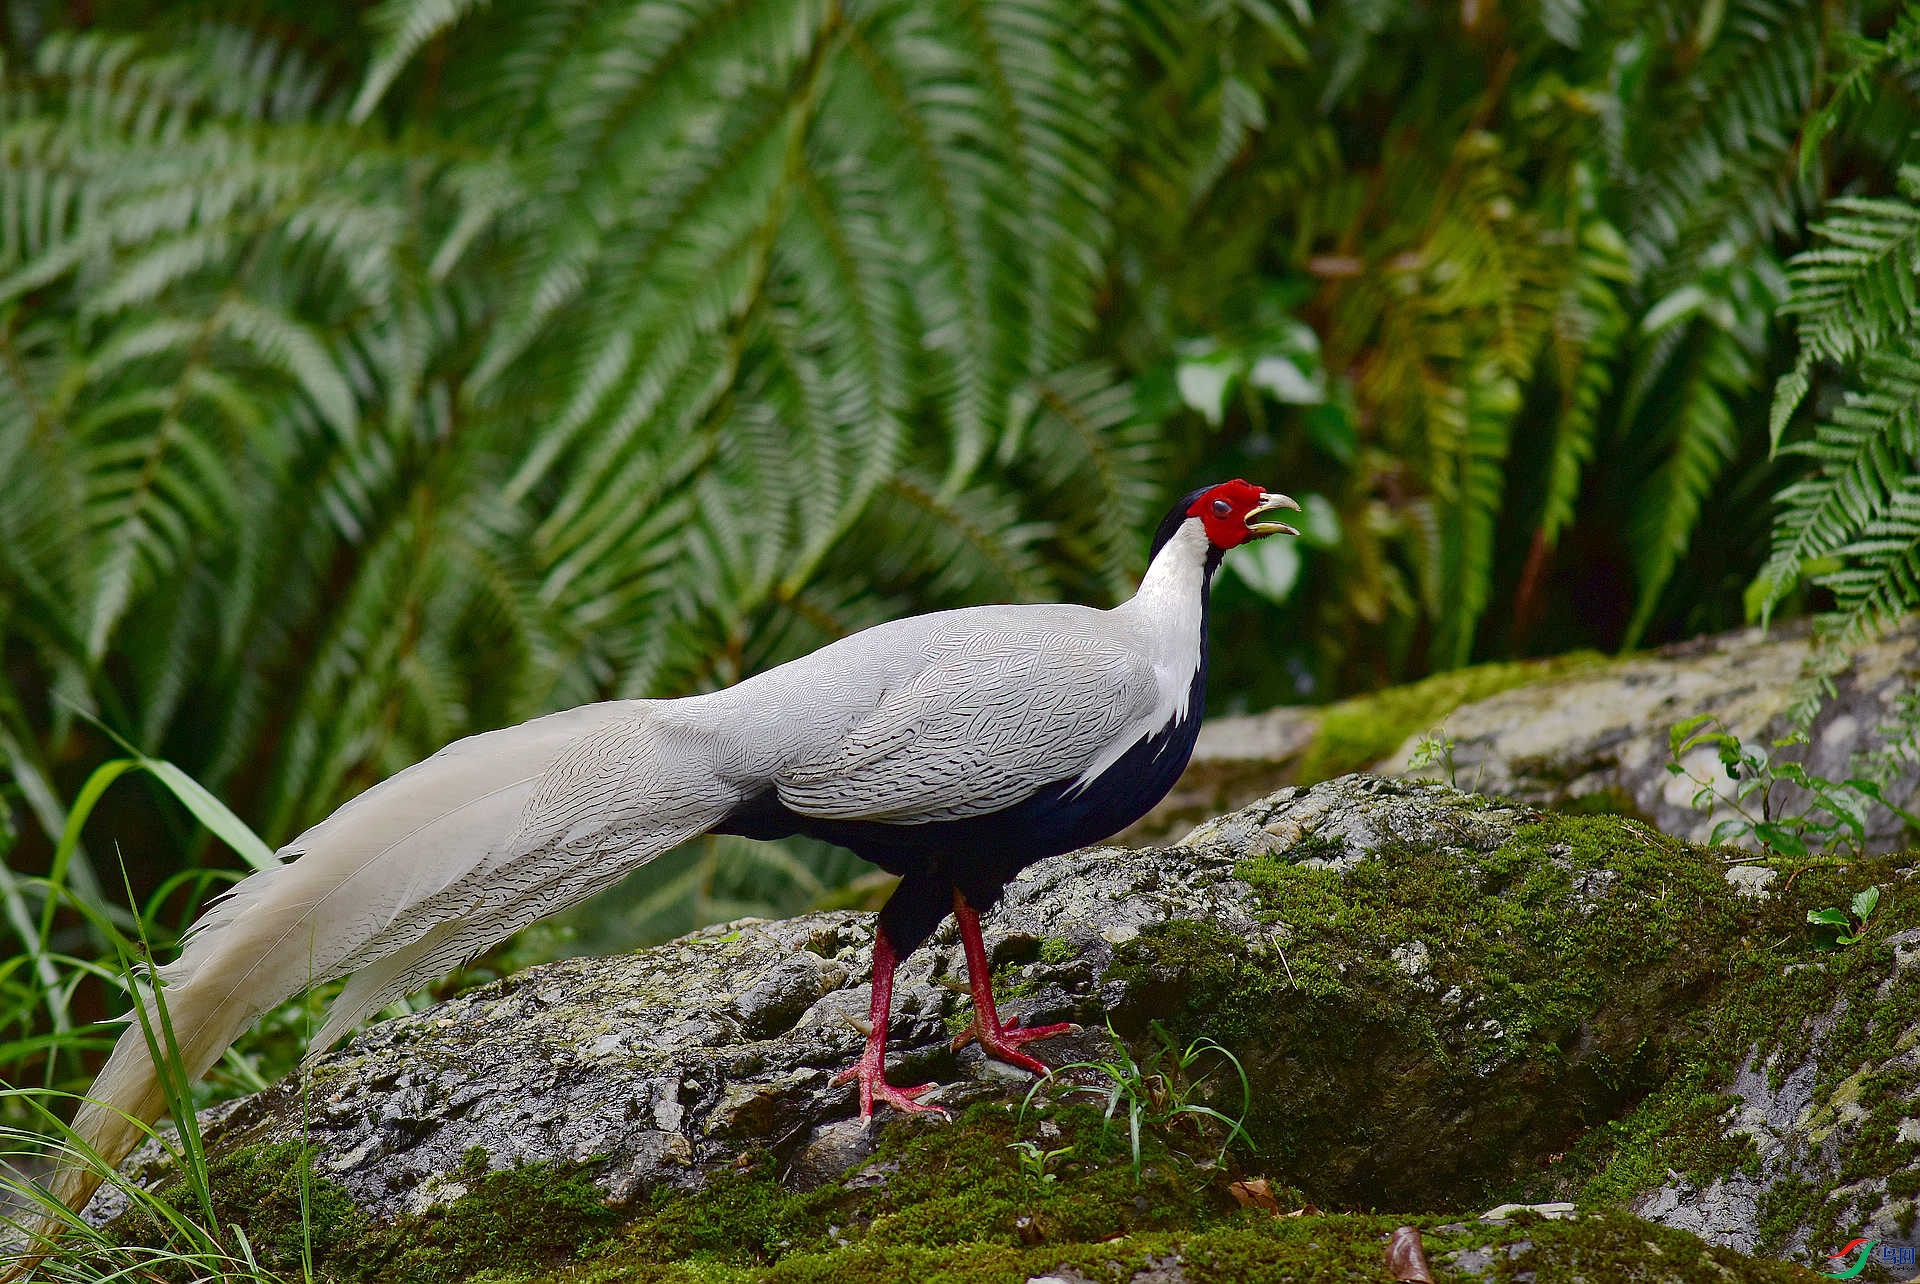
<box><xmin>951</xmin><ymin>1013</ymin><xmax>1079</xmax><ymax>1056</ymax></box>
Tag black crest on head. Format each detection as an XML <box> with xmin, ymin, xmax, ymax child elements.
<box><xmin>1149</xmin><ymin>487</ymin><xmax>1215</xmax><ymax>562</ymax></box>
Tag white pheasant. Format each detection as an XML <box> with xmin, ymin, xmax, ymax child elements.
<box><xmin>31</xmin><ymin>478</ymin><xmax>1298</xmax><ymax>1236</ymax></box>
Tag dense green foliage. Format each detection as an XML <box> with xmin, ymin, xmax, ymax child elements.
<box><xmin>1126</xmin><ymin>0</ymin><xmax>1916</xmax><ymax>681</ymax></box>
<box><xmin>1756</xmin><ymin>6</ymin><xmax>1920</xmax><ymax>640</ymax></box>
<box><xmin>4</xmin><ymin>0</ymin><xmax>1914</xmax><ymax>857</ymax></box>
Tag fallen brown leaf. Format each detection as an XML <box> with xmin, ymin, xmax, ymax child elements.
<box><xmin>1384</xmin><ymin>1225</ymin><xmax>1435</xmax><ymax>1284</ymax></box>
<box><xmin>1228</xmin><ymin>1178</ymin><xmax>1283</xmax><ymax>1214</ymax></box>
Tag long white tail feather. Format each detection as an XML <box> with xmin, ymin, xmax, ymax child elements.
<box><xmin>36</xmin><ymin>699</ymin><xmax>736</xmax><ymax>1232</ymax></box>
<box><xmin>306</xmin><ymin>920</ymin><xmax>466</xmax><ymax>1056</ymax></box>
<box><xmin>305</xmin><ymin>821</ymin><xmax>717</xmax><ymax>1060</ymax></box>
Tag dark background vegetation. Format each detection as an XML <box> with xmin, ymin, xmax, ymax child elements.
<box><xmin>4</xmin><ymin>0</ymin><xmax>1920</xmax><ymax>1103</ymax></box>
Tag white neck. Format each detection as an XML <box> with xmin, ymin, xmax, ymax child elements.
<box><xmin>1114</xmin><ymin>518</ymin><xmax>1213</xmax><ymax>719</ymax></box>
<box><xmin>1068</xmin><ymin>520</ymin><xmax>1214</xmax><ymax>791</ymax></box>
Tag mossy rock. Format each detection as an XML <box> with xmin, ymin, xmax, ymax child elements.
<box><xmin>1295</xmin><ymin>652</ymin><xmax>1611</xmax><ymax>784</ymax></box>
<box><xmin>81</xmin><ymin>777</ymin><xmax>1920</xmax><ymax>1278</ymax></box>
<box><xmin>103</xmin><ymin>1106</ymin><xmax>1820</xmax><ymax>1283</ymax></box>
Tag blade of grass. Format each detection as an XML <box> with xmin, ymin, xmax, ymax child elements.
<box><xmin>110</xmin><ymin>855</ymin><xmax>217</xmax><ymax>1232</ymax></box>
<box><xmin>37</xmin><ymin>758</ymin><xmax>143</xmax><ymax>948</ymax></box>
<box><xmin>0</xmin><ymin>857</ymin><xmax>66</xmax><ymax>1038</ymax></box>
<box><xmin>55</xmin><ymin>699</ymin><xmax>277</xmax><ymax>874</ymax></box>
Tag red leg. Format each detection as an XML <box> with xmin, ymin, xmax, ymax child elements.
<box><xmin>950</xmin><ymin>889</ymin><xmax>1076</xmax><ymax>1075</ymax></box>
<box><xmin>832</xmin><ymin>925</ymin><xmax>945</xmax><ymax>1118</ymax></box>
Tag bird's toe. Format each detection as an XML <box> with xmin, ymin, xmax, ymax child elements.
<box><xmin>975</xmin><ymin>1034</ymin><xmax>1053</xmax><ymax>1076</ymax></box>
<box><xmin>869</xmin><ymin>1078</ymin><xmax>946</xmax><ymax>1117</ymax></box>
<box><xmin>1000</xmin><ymin>1015</ymin><xmax>1077</xmax><ymax>1043</ymax></box>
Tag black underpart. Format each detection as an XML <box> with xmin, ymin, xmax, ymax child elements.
<box><xmin>715</xmin><ymin>539</ymin><xmax>1219</xmax><ymax>960</ymax></box>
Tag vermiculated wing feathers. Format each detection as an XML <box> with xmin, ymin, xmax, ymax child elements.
<box><xmin>774</xmin><ymin>628</ymin><xmax>1158</xmax><ymax>823</ymax></box>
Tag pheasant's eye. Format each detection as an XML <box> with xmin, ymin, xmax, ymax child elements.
<box><xmin>1211</xmin><ymin>499</ymin><xmax>1232</xmax><ymax>517</ymax></box>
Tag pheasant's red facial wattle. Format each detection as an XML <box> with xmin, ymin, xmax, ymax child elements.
<box><xmin>1187</xmin><ymin>479</ymin><xmax>1300</xmax><ymax>548</ymax></box>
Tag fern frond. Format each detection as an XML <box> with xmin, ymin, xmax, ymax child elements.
<box><xmin>1771</xmin><ymin>184</ymin><xmax>1920</xmax><ymax>441</ymax></box>
<box><xmin>1758</xmin><ymin>350</ymin><xmax>1920</xmax><ymax>628</ymax></box>
<box><xmin>1430</xmin><ymin>359</ymin><xmax>1520</xmax><ymax>669</ymax></box>
<box><xmin>1625</xmin><ymin>326</ymin><xmax>1754</xmax><ymax>646</ymax></box>
<box><xmin>351</xmin><ymin>0</ymin><xmax>494</xmax><ymax>124</ymax></box>
<box><xmin>1538</xmin><ymin>214</ymin><xmax>1632</xmax><ymax>551</ymax></box>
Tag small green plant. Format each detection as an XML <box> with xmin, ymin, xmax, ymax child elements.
<box><xmin>1007</xmin><ymin>1138</ymin><xmax>1073</xmax><ymax>1186</ymax></box>
<box><xmin>1022</xmin><ymin>1021</ymin><xmax>1252</xmax><ymax>1180</ymax></box>
<box><xmin>1808</xmin><ymin>886</ymin><xmax>1882</xmax><ymax>952</ymax></box>
<box><xmin>1666</xmin><ymin>715</ymin><xmax>1920</xmax><ymax>856</ymax></box>
<box><xmin>1407</xmin><ymin>729</ymin><xmax>1460</xmax><ymax>788</ymax></box>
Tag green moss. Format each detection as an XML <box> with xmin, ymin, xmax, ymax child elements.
<box><xmin>1756</xmin><ymin>1176</ymin><xmax>1825</xmax><ymax>1258</ymax></box>
<box><xmin>539</xmin><ymin>1206</ymin><xmax>1814</xmax><ymax>1283</ymax></box>
<box><xmin>1505</xmin><ymin>1209</ymin><xmax>1817</xmax><ymax>1282</ymax></box>
<box><xmin>345</xmin><ymin>1151</ymin><xmax>621</xmax><ymax>1283</ymax></box>
<box><xmin>1276</xmin><ymin>832</ymin><xmax>1350</xmax><ymax>864</ymax></box>
<box><xmin>540</xmin><ymin>1103</ymin><xmax>1238</xmax><ymax>1283</ymax></box>
<box><xmin>1101</xmin><ymin>812</ymin><xmax>1764</xmax><ymax>1209</ymax></box>
<box><xmin>111</xmin><ymin>1142</ymin><xmax>619</xmax><ymax>1284</ymax></box>
<box><xmin>111</xmin><ymin>1142</ymin><xmax>368</xmax><ymax>1278</ymax></box>
<box><xmin>1492</xmin><ymin>845</ymin><xmax>1920</xmax><ymax>1254</ymax></box>
<box><xmin>1294</xmin><ymin>651</ymin><xmax>1607</xmax><ymax>783</ymax></box>
<box><xmin>1557</xmin><ymin>1072</ymin><xmax>1756</xmax><ymax>1208</ymax></box>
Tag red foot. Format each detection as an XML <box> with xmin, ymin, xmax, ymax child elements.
<box><xmin>953</xmin><ymin>1012</ymin><xmax>1077</xmax><ymax>1074</ymax></box>
<box><xmin>832</xmin><ymin>1053</ymin><xmax>945</xmax><ymax>1119</ymax></box>
<box><xmin>837</xmin><ymin>925</ymin><xmax>949</xmax><ymax>1120</ymax></box>
<box><xmin>950</xmin><ymin>888</ymin><xmax>1078</xmax><ymax>1077</ymax></box>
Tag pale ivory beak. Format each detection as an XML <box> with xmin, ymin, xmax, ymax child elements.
<box><xmin>1247</xmin><ymin>492</ymin><xmax>1302</xmax><ymax>538</ymax></box>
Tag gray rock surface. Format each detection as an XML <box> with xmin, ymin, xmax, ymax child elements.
<box><xmin>101</xmin><ymin>777</ymin><xmax>1547</xmax><ymax>1223</ymax></box>
<box><xmin>1149</xmin><ymin>618</ymin><xmax>1920</xmax><ymax>851</ymax></box>
<box><xmin>1375</xmin><ymin>621</ymin><xmax>1920</xmax><ymax>850</ymax></box>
